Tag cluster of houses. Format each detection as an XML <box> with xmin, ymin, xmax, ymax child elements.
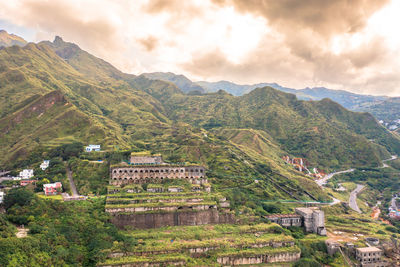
<box><xmin>389</xmin><ymin>194</ymin><xmax>400</xmax><ymax>219</ymax></box>
<box><xmin>85</xmin><ymin>144</ymin><xmax>101</xmax><ymax>152</ymax></box>
<box><xmin>0</xmin><ymin>159</ymin><xmax>65</xmax><ymax>198</ymax></box>
<box><xmin>0</xmin><ymin>144</ymin><xmax>100</xmax><ymax>204</ymax></box>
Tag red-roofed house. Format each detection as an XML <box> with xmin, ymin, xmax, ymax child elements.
<box><xmin>43</xmin><ymin>182</ymin><xmax>62</xmax><ymax>196</ymax></box>
<box><xmin>20</xmin><ymin>180</ymin><xmax>38</xmax><ymax>186</ymax></box>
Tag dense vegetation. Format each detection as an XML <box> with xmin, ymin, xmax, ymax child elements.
<box><xmin>0</xmin><ymin>33</ymin><xmax>399</xmax><ymax>266</ymax></box>
<box><xmin>0</xmin><ymin>187</ymin><xmax>125</xmax><ymax>266</ymax></box>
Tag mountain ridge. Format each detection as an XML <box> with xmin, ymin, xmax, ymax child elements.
<box><xmin>1</xmin><ymin>34</ymin><xmax>399</xmax><ymax>206</ymax></box>
<box><xmin>0</xmin><ymin>29</ymin><xmax>27</xmax><ymax>47</ymax></box>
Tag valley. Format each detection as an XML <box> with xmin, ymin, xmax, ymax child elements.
<box><xmin>1</xmin><ymin>30</ymin><xmax>400</xmax><ymax>267</ymax></box>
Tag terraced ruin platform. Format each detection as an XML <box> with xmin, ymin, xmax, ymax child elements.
<box><xmin>106</xmin><ymin>185</ymin><xmax>234</xmax><ymax>229</ymax></box>
<box><xmin>98</xmin><ymin>223</ymin><xmax>301</xmax><ymax>266</ymax></box>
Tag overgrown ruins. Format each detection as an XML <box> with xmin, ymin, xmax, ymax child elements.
<box><xmin>102</xmin><ymin>152</ymin><xmax>302</xmax><ymax>266</ymax></box>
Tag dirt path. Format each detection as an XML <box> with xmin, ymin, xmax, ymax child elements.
<box><xmin>66</xmin><ymin>166</ymin><xmax>78</xmax><ymax>196</ymax></box>
<box><xmin>16</xmin><ymin>227</ymin><xmax>28</xmax><ymax>238</ymax></box>
<box><xmin>371</xmin><ymin>206</ymin><xmax>380</xmax><ymax>219</ymax></box>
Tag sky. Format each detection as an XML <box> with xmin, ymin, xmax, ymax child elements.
<box><xmin>0</xmin><ymin>0</ymin><xmax>399</xmax><ymax>96</ymax></box>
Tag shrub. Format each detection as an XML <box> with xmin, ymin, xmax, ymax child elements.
<box><xmin>3</xmin><ymin>188</ymin><xmax>34</xmax><ymax>210</ymax></box>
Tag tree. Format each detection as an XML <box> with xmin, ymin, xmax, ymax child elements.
<box><xmin>49</xmin><ymin>142</ymin><xmax>83</xmax><ymax>160</ymax></box>
<box><xmin>3</xmin><ymin>188</ymin><xmax>34</xmax><ymax>210</ymax></box>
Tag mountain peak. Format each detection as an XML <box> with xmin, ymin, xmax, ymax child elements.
<box><xmin>53</xmin><ymin>36</ymin><xmax>64</xmax><ymax>44</ymax></box>
<box><xmin>0</xmin><ymin>30</ymin><xmax>27</xmax><ymax>47</ymax></box>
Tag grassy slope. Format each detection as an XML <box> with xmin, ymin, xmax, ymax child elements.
<box><xmin>2</xmin><ymin>37</ymin><xmax>399</xmax><ymax>203</ymax></box>
<box><xmin>149</xmin><ymin>87</ymin><xmax>399</xmax><ymax>170</ymax></box>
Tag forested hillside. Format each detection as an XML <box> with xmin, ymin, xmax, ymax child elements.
<box><xmin>1</xmin><ymin>36</ymin><xmax>399</xmax><ymax>200</ymax></box>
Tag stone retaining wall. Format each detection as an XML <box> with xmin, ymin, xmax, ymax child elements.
<box><xmin>110</xmin><ymin>209</ymin><xmax>235</xmax><ymax>229</ymax></box>
<box><xmin>217</xmin><ymin>251</ymin><xmax>301</xmax><ymax>265</ymax></box>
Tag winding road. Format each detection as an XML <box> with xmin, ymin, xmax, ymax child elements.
<box><xmin>381</xmin><ymin>155</ymin><xmax>398</xmax><ymax>168</ymax></box>
<box><xmin>316</xmin><ymin>169</ymin><xmax>355</xmax><ymax>186</ymax></box>
<box><xmin>349</xmin><ymin>184</ymin><xmax>364</xmax><ymax>213</ymax></box>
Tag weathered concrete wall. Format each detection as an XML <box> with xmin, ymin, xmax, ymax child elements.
<box><xmin>110</xmin><ymin>166</ymin><xmax>206</xmax><ymax>186</ymax></box>
<box><xmin>217</xmin><ymin>251</ymin><xmax>301</xmax><ymax>265</ymax></box>
<box><xmin>108</xmin><ymin>241</ymin><xmax>296</xmax><ymax>258</ymax></box>
<box><xmin>99</xmin><ymin>260</ymin><xmax>185</xmax><ymax>267</ymax></box>
<box><xmin>110</xmin><ymin>209</ymin><xmax>235</xmax><ymax>229</ymax></box>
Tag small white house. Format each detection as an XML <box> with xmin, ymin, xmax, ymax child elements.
<box><xmin>40</xmin><ymin>160</ymin><xmax>50</xmax><ymax>170</ymax></box>
<box><xmin>19</xmin><ymin>169</ymin><xmax>34</xmax><ymax>179</ymax></box>
<box><xmin>85</xmin><ymin>144</ymin><xmax>101</xmax><ymax>152</ymax></box>
<box><xmin>0</xmin><ymin>191</ymin><xmax>4</xmax><ymax>204</ymax></box>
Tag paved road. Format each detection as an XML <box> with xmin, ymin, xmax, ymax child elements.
<box><xmin>0</xmin><ymin>171</ymin><xmax>10</xmax><ymax>176</ymax></box>
<box><xmin>381</xmin><ymin>155</ymin><xmax>398</xmax><ymax>168</ymax></box>
<box><xmin>66</xmin><ymin>167</ymin><xmax>78</xmax><ymax>196</ymax></box>
<box><xmin>316</xmin><ymin>169</ymin><xmax>355</xmax><ymax>186</ymax></box>
<box><xmin>391</xmin><ymin>196</ymin><xmax>398</xmax><ymax>209</ymax></box>
<box><xmin>330</xmin><ymin>197</ymin><xmax>341</xmax><ymax>206</ymax></box>
<box><xmin>349</xmin><ymin>184</ymin><xmax>364</xmax><ymax>213</ymax></box>
<box><xmin>0</xmin><ymin>177</ymin><xmax>13</xmax><ymax>183</ymax></box>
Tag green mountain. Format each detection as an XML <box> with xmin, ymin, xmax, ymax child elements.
<box><xmin>197</xmin><ymin>79</ymin><xmax>387</xmax><ymax>110</ymax></box>
<box><xmin>359</xmin><ymin>97</ymin><xmax>400</xmax><ymax>125</ymax></box>
<box><xmin>1</xmin><ymin>34</ymin><xmax>399</xmax><ymax>203</ymax></box>
<box><xmin>0</xmin><ymin>30</ymin><xmax>27</xmax><ymax>47</ymax></box>
<box><xmin>141</xmin><ymin>86</ymin><xmax>397</xmax><ymax>169</ymax></box>
<box><xmin>197</xmin><ymin>80</ymin><xmax>272</xmax><ymax>96</ymax></box>
<box><xmin>143</xmin><ymin>72</ymin><xmax>206</xmax><ymax>94</ymax></box>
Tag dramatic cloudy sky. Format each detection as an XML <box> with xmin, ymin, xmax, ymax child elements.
<box><xmin>0</xmin><ymin>0</ymin><xmax>399</xmax><ymax>96</ymax></box>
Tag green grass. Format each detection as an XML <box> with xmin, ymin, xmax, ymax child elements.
<box><xmin>126</xmin><ymin>223</ymin><xmax>283</xmax><ymax>240</ymax></box>
<box><xmin>37</xmin><ymin>193</ymin><xmax>63</xmax><ymax>200</ymax></box>
<box><xmin>101</xmin><ymin>223</ymin><xmax>298</xmax><ymax>266</ymax></box>
<box><xmin>105</xmin><ymin>200</ymin><xmax>218</xmax><ymax>209</ymax></box>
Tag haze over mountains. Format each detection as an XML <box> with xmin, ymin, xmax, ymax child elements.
<box><xmin>0</xmin><ymin>30</ymin><xmax>27</xmax><ymax>47</ymax></box>
<box><xmin>142</xmin><ymin>71</ymin><xmax>400</xmax><ymax>129</ymax></box>
<box><xmin>1</xmin><ymin>30</ymin><xmax>399</xmax><ymax>176</ymax></box>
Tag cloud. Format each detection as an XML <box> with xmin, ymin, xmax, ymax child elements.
<box><xmin>214</xmin><ymin>0</ymin><xmax>388</xmax><ymax>37</ymax></box>
<box><xmin>0</xmin><ymin>0</ymin><xmax>398</xmax><ymax>95</ymax></box>
<box><xmin>138</xmin><ymin>36</ymin><xmax>159</xmax><ymax>51</ymax></box>
<box><xmin>183</xmin><ymin>0</ymin><xmax>399</xmax><ymax>95</ymax></box>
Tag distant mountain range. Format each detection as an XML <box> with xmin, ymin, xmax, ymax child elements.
<box><xmin>143</xmin><ymin>72</ymin><xmax>399</xmax><ymax>129</ymax></box>
<box><xmin>1</xmin><ymin>31</ymin><xmax>400</xmax><ymax>175</ymax></box>
<box><xmin>142</xmin><ymin>72</ymin><xmax>205</xmax><ymax>94</ymax></box>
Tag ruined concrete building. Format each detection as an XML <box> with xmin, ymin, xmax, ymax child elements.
<box><xmin>264</xmin><ymin>214</ymin><xmax>302</xmax><ymax>227</ymax></box>
<box><xmin>110</xmin><ymin>152</ymin><xmax>207</xmax><ymax>186</ymax></box>
<box><xmin>266</xmin><ymin>207</ymin><xmax>327</xmax><ymax>236</ymax></box>
<box><xmin>295</xmin><ymin>207</ymin><xmax>326</xmax><ymax>235</ymax></box>
<box><xmin>355</xmin><ymin>247</ymin><xmax>388</xmax><ymax>267</ymax></box>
